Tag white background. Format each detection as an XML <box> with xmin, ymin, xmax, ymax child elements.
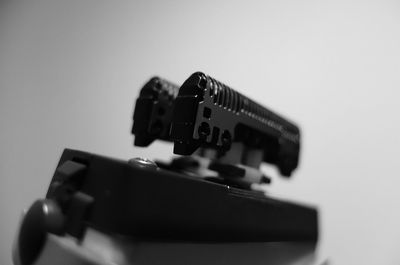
<box><xmin>1</xmin><ymin>0</ymin><xmax>400</xmax><ymax>264</ymax></box>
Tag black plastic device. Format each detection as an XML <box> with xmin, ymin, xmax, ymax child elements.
<box><xmin>171</xmin><ymin>72</ymin><xmax>300</xmax><ymax>177</ymax></box>
<box><xmin>15</xmin><ymin>72</ymin><xmax>318</xmax><ymax>265</ymax></box>
<box><xmin>132</xmin><ymin>77</ymin><xmax>179</xmax><ymax>147</ymax></box>
<box><xmin>46</xmin><ymin>149</ymin><xmax>317</xmax><ymax>242</ymax></box>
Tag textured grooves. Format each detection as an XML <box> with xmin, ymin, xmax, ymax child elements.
<box><xmin>153</xmin><ymin>77</ymin><xmax>179</xmax><ymax>98</ymax></box>
<box><xmin>209</xmin><ymin>76</ymin><xmax>242</xmax><ymax>113</ymax></box>
<box><xmin>206</xmin><ymin>75</ymin><xmax>298</xmax><ymax>142</ymax></box>
<box><xmin>132</xmin><ymin>77</ymin><xmax>180</xmax><ymax>147</ymax></box>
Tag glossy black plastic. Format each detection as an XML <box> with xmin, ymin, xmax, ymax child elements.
<box><xmin>45</xmin><ymin>149</ymin><xmax>318</xmax><ymax>243</ymax></box>
<box><xmin>171</xmin><ymin>72</ymin><xmax>300</xmax><ymax>176</ymax></box>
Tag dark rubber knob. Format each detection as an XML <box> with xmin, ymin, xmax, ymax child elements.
<box><xmin>18</xmin><ymin>199</ymin><xmax>64</xmax><ymax>265</ymax></box>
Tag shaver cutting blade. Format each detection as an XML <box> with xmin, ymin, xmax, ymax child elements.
<box><xmin>170</xmin><ymin>72</ymin><xmax>300</xmax><ymax>177</ymax></box>
<box><xmin>132</xmin><ymin>77</ymin><xmax>179</xmax><ymax>147</ymax></box>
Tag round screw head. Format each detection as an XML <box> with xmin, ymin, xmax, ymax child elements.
<box><xmin>128</xmin><ymin>157</ymin><xmax>158</xmax><ymax>169</ymax></box>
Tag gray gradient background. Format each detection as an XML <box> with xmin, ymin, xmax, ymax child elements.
<box><xmin>1</xmin><ymin>0</ymin><xmax>400</xmax><ymax>264</ymax></box>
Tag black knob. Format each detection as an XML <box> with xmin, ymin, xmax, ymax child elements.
<box><xmin>18</xmin><ymin>199</ymin><xmax>64</xmax><ymax>265</ymax></box>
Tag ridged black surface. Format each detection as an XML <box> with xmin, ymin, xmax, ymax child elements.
<box><xmin>132</xmin><ymin>77</ymin><xmax>179</xmax><ymax>147</ymax></box>
<box><xmin>171</xmin><ymin>72</ymin><xmax>301</xmax><ymax>177</ymax></box>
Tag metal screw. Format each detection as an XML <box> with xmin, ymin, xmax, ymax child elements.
<box><xmin>128</xmin><ymin>157</ymin><xmax>158</xmax><ymax>169</ymax></box>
